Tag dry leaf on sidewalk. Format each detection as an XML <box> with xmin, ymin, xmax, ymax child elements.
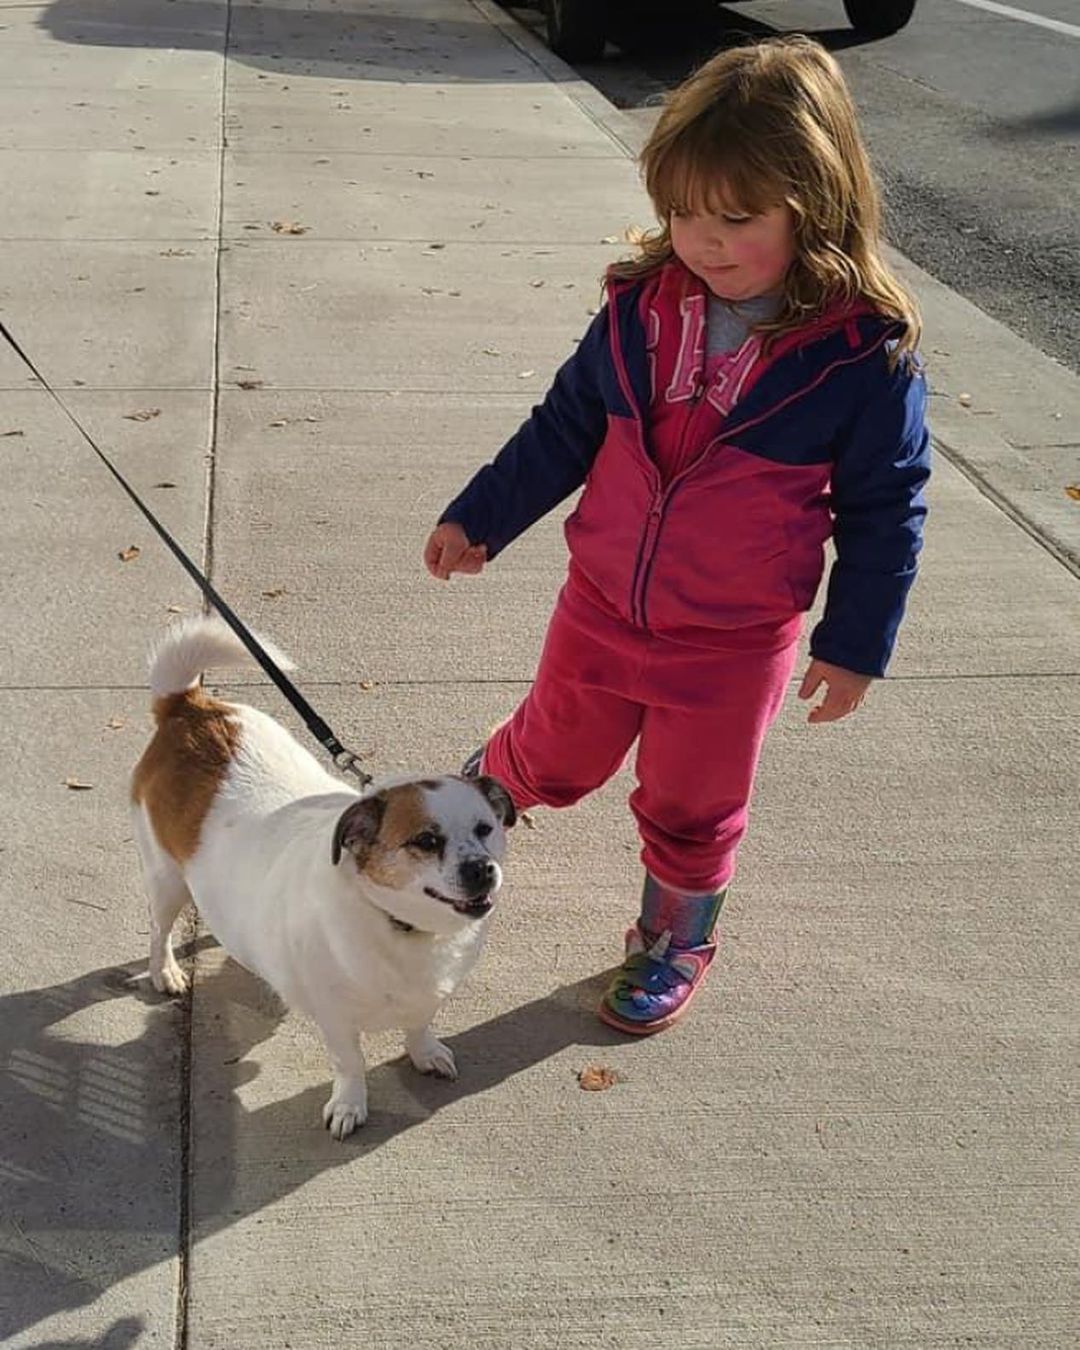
<box><xmin>123</xmin><ymin>408</ymin><xmax>161</xmax><ymax>422</ymax></box>
<box><xmin>1</xmin><ymin>429</ymin><xmax>24</xmax><ymax>437</ymax></box>
<box><xmin>1066</xmin><ymin>485</ymin><xmax>1080</xmax><ymax>501</ymax></box>
<box><xmin>262</xmin><ymin>587</ymin><xmax>287</xmax><ymax>599</ymax></box>
<box><xmin>153</xmin><ymin>481</ymin><xmax>177</xmax><ymax>489</ymax></box>
<box><xmin>271</xmin><ymin>221</ymin><xmax>309</xmax><ymax>235</ymax></box>
<box><xmin>237</xmin><ymin>379</ymin><xmax>264</xmax><ymax>390</ymax></box>
<box><xmin>578</xmin><ymin>1066</ymin><xmax>618</xmax><ymax>1091</ymax></box>
<box><xmin>118</xmin><ymin>545</ymin><xmax>141</xmax><ymax>562</ymax></box>
<box><xmin>64</xmin><ymin>778</ymin><xmax>94</xmax><ymax>791</ymax></box>
<box><xmin>105</xmin><ymin>717</ymin><xmax>125</xmax><ymax>731</ymax></box>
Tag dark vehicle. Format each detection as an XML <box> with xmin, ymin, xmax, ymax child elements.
<box><xmin>543</xmin><ymin>1</ymin><xmax>918</xmax><ymax>62</ymax></box>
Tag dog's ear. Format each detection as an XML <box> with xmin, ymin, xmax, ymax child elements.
<box><xmin>331</xmin><ymin>794</ymin><xmax>386</xmax><ymax>866</ymax></box>
<box><xmin>473</xmin><ymin>775</ymin><xmax>517</xmax><ymax>829</ymax></box>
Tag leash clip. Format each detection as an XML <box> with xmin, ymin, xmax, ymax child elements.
<box><xmin>332</xmin><ymin>747</ymin><xmax>374</xmax><ymax>788</ymax></box>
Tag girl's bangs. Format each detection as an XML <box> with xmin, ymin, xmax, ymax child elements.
<box><xmin>650</xmin><ymin>121</ymin><xmax>785</xmax><ymax>217</ymax></box>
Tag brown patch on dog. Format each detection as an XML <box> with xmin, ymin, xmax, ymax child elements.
<box><xmin>131</xmin><ymin>688</ymin><xmax>240</xmax><ymax>863</ymax></box>
<box><xmin>361</xmin><ymin>783</ymin><xmax>435</xmax><ymax>889</ymax></box>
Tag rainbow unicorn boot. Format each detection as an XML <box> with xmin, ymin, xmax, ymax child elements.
<box><xmin>598</xmin><ymin>876</ymin><xmax>726</xmax><ymax>1035</ymax></box>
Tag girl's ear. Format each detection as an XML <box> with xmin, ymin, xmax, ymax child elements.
<box><xmin>472</xmin><ymin>775</ymin><xmax>517</xmax><ymax>829</ymax></box>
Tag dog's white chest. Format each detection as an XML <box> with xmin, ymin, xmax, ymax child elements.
<box><xmin>324</xmin><ymin>921</ymin><xmax>485</xmax><ymax>1032</ymax></box>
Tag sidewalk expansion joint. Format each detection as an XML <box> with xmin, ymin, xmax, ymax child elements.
<box><xmin>223</xmin><ymin>149</ymin><xmax>628</xmax><ymax>161</ymax></box>
<box><xmin>4</xmin><ymin>672</ymin><xmax>1079</xmax><ymax>695</ymax></box>
<box><xmin>168</xmin><ymin>3</ymin><xmax>236</xmax><ymax>1344</ymax></box>
<box><xmin>174</xmin><ymin>911</ymin><xmax>198</xmax><ymax>1350</ymax></box>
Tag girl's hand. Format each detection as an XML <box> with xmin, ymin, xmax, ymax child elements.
<box><xmin>423</xmin><ymin>522</ymin><xmax>488</xmax><ymax>581</ymax></box>
<box><xmin>798</xmin><ymin>659</ymin><xmax>873</xmax><ymax>724</ymax></box>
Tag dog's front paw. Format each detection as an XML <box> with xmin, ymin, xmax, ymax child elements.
<box><xmin>406</xmin><ymin>1030</ymin><xmax>458</xmax><ymax>1080</ymax></box>
<box><xmin>322</xmin><ymin>1079</ymin><xmax>368</xmax><ymax>1139</ymax></box>
<box><xmin>150</xmin><ymin>958</ymin><xmax>189</xmax><ymax>997</ymax></box>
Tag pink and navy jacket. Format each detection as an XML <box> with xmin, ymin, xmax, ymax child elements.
<box><xmin>441</xmin><ymin>260</ymin><xmax>931</xmax><ymax>677</ymax></box>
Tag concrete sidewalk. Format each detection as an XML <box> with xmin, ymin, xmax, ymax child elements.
<box><xmin>1</xmin><ymin>1</ymin><xmax>1077</xmax><ymax>1345</ymax></box>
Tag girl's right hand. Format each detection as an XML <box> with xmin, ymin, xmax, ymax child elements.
<box><xmin>423</xmin><ymin>522</ymin><xmax>488</xmax><ymax>580</ymax></box>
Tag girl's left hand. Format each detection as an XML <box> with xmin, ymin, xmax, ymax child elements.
<box><xmin>798</xmin><ymin>659</ymin><xmax>873</xmax><ymax>724</ymax></box>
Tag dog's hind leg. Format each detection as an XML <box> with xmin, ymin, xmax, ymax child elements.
<box><xmin>132</xmin><ymin>804</ymin><xmax>192</xmax><ymax>996</ymax></box>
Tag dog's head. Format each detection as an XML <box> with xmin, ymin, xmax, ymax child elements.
<box><xmin>330</xmin><ymin>774</ymin><xmax>515</xmax><ymax>934</ymax></box>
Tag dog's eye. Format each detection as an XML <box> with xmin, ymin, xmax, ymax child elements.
<box><xmin>474</xmin><ymin>822</ymin><xmax>493</xmax><ymax>839</ymax></box>
<box><xmin>411</xmin><ymin>831</ymin><xmax>442</xmax><ymax>852</ymax></box>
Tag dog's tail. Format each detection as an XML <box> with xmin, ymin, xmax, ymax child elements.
<box><xmin>148</xmin><ymin>615</ymin><xmax>295</xmax><ymax>704</ymax></box>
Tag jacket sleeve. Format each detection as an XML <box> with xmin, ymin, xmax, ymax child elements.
<box><xmin>437</xmin><ymin>306</ymin><xmax>611</xmax><ymax>559</ymax></box>
<box><xmin>810</xmin><ymin>352</ymin><xmax>931</xmax><ymax>677</ymax></box>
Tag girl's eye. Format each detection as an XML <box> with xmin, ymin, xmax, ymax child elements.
<box><xmin>411</xmin><ymin>831</ymin><xmax>441</xmax><ymax>852</ymax></box>
<box><xmin>722</xmin><ymin>213</ymin><xmax>754</xmax><ymax>225</ymax></box>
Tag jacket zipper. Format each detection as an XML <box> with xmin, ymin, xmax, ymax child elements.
<box><xmin>630</xmin><ymin>382</ymin><xmax>713</xmax><ymax>627</ymax></box>
<box><xmin>627</xmin><ymin>416</ymin><xmax>661</xmax><ymax>626</ymax></box>
<box><xmin>632</xmin><ymin>449</ymin><xmax>710</xmax><ymax>628</ymax></box>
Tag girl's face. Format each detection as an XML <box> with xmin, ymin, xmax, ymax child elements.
<box><xmin>669</xmin><ymin>197</ymin><xmax>797</xmax><ymax>302</ymax></box>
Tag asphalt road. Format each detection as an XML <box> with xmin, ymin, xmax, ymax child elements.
<box><xmin>504</xmin><ymin>0</ymin><xmax>1080</xmax><ymax>375</ymax></box>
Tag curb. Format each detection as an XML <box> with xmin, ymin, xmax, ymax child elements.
<box><xmin>929</xmin><ymin>406</ymin><xmax>1080</xmax><ymax>579</ymax></box>
<box><xmin>470</xmin><ymin>0</ymin><xmax>649</xmax><ymax>158</ymax></box>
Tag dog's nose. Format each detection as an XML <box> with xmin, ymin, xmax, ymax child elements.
<box><xmin>459</xmin><ymin>857</ymin><xmax>497</xmax><ymax>896</ymax></box>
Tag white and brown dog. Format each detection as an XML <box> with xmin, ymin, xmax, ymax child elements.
<box><xmin>130</xmin><ymin>617</ymin><xmax>514</xmax><ymax>1138</ymax></box>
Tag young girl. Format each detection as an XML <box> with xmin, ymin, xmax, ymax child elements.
<box><xmin>422</xmin><ymin>37</ymin><xmax>930</xmax><ymax>1035</ymax></box>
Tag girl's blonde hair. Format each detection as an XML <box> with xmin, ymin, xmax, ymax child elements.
<box><xmin>611</xmin><ymin>36</ymin><xmax>921</xmax><ymax>362</ymax></box>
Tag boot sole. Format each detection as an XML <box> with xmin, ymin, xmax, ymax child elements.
<box><xmin>596</xmin><ymin>981</ymin><xmax>705</xmax><ymax>1036</ymax></box>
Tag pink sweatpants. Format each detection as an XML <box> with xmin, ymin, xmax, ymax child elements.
<box><xmin>483</xmin><ymin>582</ymin><xmax>800</xmax><ymax>894</ymax></box>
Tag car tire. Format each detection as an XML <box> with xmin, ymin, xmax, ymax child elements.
<box><xmin>842</xmin><ymin>0</ymin><xmax>916</xmax><ymax>37</ymax></box>
<box><xmin>544</xmin><ymin>0</ymin><xmax>608</xmax><ymax>63</ymax></box>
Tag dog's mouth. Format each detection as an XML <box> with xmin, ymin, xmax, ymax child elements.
<box><xmin>424</xmin><ymin>887</ymin><xmax>493</xmax><ymax>918</ymax></box>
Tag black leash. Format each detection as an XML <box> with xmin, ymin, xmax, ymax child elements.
<box><xmin>1</xmin><ymin>317</ymin><xmax>373</xmax><ymax>788</ymax></box>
